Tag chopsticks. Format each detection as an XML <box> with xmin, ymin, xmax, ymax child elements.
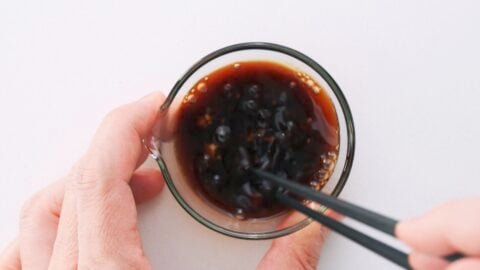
<box><xmin>250</xmin><ymin>169</ymin><xmax>463</xmax><ymax>269</ymax></box>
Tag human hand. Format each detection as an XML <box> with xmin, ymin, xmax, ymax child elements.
<box><xmin>0</xmin><ymin>92</ymin><xmax>334</xmax><ymax>270</ymax></box>
<box><xmin>397</xmin><ymin>198</ymin><xmax>480</xmax><ymax>270</ymax></box>
<box><xmin>257</xmin><ymin>211</ymin><xmax>337</xmax><ymax>270</ymax></box>
<box><xmin>0</xmin><ymin>93</ymin><xmax>166</xmax><ymax>269</ymax></box>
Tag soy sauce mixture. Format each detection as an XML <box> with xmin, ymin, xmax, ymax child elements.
<box><xmin>175</xmin><ymin>61</ymin><xmax>339</xmax><ymax>219</ymax></box>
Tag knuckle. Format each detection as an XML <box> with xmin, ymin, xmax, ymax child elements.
<box><xmin>50</xmin><ymin>256</ymin><xmax>78</xmax><ymax>270</ymax></box>
<box><xmin>19</xmin><ymin>192</ymin><xmax>43</xmax><ymax>223</ymax></box>
<box><xmin>290</xmin><ymin>245</ymin><xmax>319</xmax><ymax>270</ymax></box>
<box><xmin>104</xmin><ymin>106</ymin><xmax>129</xmax><ymax>126</ymax></box>
<box><xmin>79</xmin><ymin>250</ymin><xmax>150</xmax><ymax>270</ymax></box>
<box><xmin>66</xmin><ymin>161</ymin><xmax>116</xmax><ymax>207</ymax></box>
<box><xmin>69</xmin><ymin>165</ymin><xmax>97</xmax><ymax>191</ymax></box>
<box><xmin>68</xmin><ymin>161</ymin><xmax>106</xmax><ymax>193</ymax></box>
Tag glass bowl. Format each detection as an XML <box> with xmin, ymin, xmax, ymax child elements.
<box><xmin>147</xmin><ymin>42</ymin><xmax>355</xmax><ymax>240</ymax></box>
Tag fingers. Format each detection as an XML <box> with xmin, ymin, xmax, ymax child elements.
<box><xmin>396</xmin><ymin>197</ymin><xmax>480</xmax><ymax>256</ymax></box>
<box><xmin>72</xmin><ymin>92</ymin><xmax>163</xmax><ymax>268</ymax></box>
<box><xmin>74</xmin><ymin>169</ymin><xmax>152</xmax><ymax>268</ymax></box>
<box><xmin>258</xmin><ymin>210</ymin><xmax>339</xmax><ymax>270</ymax></box>
<box><xmin>11</xmin><ymin>92</ymin><xmax>163</xmax><ymax>269</ymax></box>
<box><xmin>18</xmin><ymin>180</ymin><xmax>64</xmax><ymax>270</ymax></box>
<box><xmin>48</xmin><ymin>185</ymin><xmax>78</xmax><ymax>270</ymax></box>
<box><xmin>130</xmin><ymin>168</ymin><xmax>165</xmax><ymax>204</ymax></box>
<box><xmin>409</xmin><ymin>252</ymin><xmax>449</xmax><ymax>270</ymax></box>
<box><xmin>48</xmin><ymin>167</ymin><xmax>164</xmax><ymax>269</ymax></box>
<box><xmin>81</xmin><ymin>92</ymin><xmax>163</xmax><ymax>184</ymax></box>
<box><xmin>0</xmin><ymin>238</ymin><xmax>21</xmax><ymax>270</ymax></box>
<box><xmin>447</xmin><ymin>258</ymin><xmax>480</xmax><ymax>270</ymax></box>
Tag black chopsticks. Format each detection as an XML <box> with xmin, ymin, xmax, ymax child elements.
<box><xmin>250</xmin><ymin>169</ymin><xmax>463</xmax><ymax>269</ymax></box>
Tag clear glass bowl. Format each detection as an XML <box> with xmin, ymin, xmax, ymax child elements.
<box><xmin>147</xmin><ymin>42</ymin><xmax>355</xmax><ymax>240</ymax></box>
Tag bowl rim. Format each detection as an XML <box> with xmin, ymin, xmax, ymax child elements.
<box><xmin>156</xmin><ymin>42</ymin><xmax>356</xmax><ymax>240</ymax></box>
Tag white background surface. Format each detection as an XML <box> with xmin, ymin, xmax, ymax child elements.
<box><xmin>1</xmin><ymin>1</ymin><xmax>480</xmax><ymax>269</ymax></box>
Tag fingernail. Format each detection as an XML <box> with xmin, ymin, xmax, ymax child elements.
<box><xmin>139</xmin><ymin>92</ymin><xmax>157</xmax><ymax>102</ymax></box>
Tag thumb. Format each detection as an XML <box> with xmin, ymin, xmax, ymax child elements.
<box><xmin>258</xmin><ymin>209</ymin><xmax>339</xmax><ymax>270</ymax></box>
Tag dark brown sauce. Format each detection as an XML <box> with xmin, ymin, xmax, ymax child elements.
<box><xmin>175</xmin><ymin>61</ymin><xmax>339</xmax><ymax>219</ymax></box>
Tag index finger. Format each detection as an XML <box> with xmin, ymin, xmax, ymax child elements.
<box><xmin>78</xmin><ymin>92</ymin><xmax>163</xmax><ymax>184</ymax></box>
<box><xmin>396</xmin><ymin>197</ymin><xmax>480</xmax><ymax>256</ymax></box>
<box><xmin>71</xmin><ymin>92</ymin><xmax>163</xmax><ymax>267</ymax></box>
